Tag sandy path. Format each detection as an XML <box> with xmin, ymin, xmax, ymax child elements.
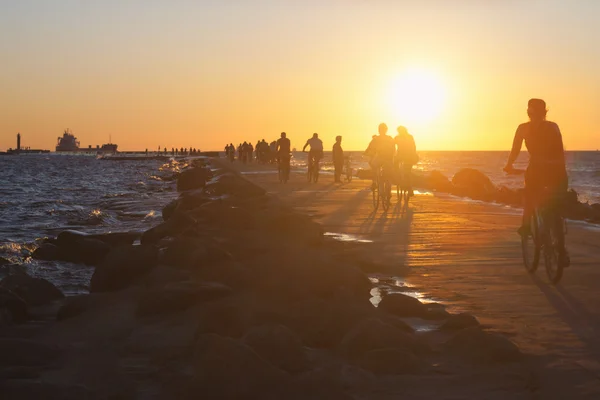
<box><xmin>227</xmin><ymin>161</ymin><xmax>600</xmax><ymax>399</ymax></box>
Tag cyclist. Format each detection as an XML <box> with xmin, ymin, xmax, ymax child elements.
<box><xmin>394</xmin><ymin>126</ymin><xmax>418</xmax><ymax>197</ymax></box>
<box><xmin>364</xmin><ymin>123</ymin><xmax>396</xmax><ymax>189</ymax></box>
<box><xmin>503</xmin><ymin>98</ymin><xmax>569</xmax><ymax>266</ymax></box>
<box><xmin>302</xmin><ymin>133</ymin><xmax>324</xmax><ymax>175</ymax></box>
<box><xmin>276</xmin><ymin>132</ymin><xmax>291</xmax><ymax>178</ymax></box>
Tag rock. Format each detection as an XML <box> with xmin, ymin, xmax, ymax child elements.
<box><xmin>204</xmin><ymin>172</ymin><xmax>266</xmax><ymax>198</ymax></box>
<box><xmin>439</xmin><ymin>313</ymin><xmax>480</xmax><ymax>331</ymax></box>
<box><xmin>32</xmin><ymin>243</ymin><xmax>63</xmax><ymax>261</ymax></box>
<box><xmin>339</xmin><ymin>318</ymin><xmax>429</xmax><ymax>360</ymax></box>
<box><xmin>287</xmin><ymin>297</ymin><xmax>380</xmax><ymax>348</ymax></box>
<box><xmin>0</xmin><ymin>287</ymin><xmax>28</xmax><ymax>322</ymax></box>
<box><xmin>591</xmin><ymin>203</ymin><xmax>600</xmax><ymax>214</ymax></box>
<box><xmin>359</xmin><ymin>348</ymin><xmax>426</xmax><ymax>375</ymax></box>
<box><xmin>87</xmin><ymin>232</ymin><xmax>139</xmax><ymax>247</ymax></box>
<box><xmin>451</xmin><ymin>168</ymin><xmax>495</xmax><ymax>200</ymax></box>
<box><xmin>444</xmin><ymin>327</ymin><xmax>522</xmax><ymax>363</ymax></box>
<box><xmin>196</xmin><ymin>300</ymin><xmax>253</xmax><ymax>338</ymax></box>
<box><xmin>161</xmin><ymin>199</ymin><xmax>179</xmax><ymax>221</ymax></box>
<box><xmin>159</xmin><ymin>237</ymin><xmax>232</xmax><ymax>269</ymax></box>
<box><xmin>192</xmin><ymin>333</ymin><xmax>288</xmax><ymax>398</ymax></box>
<box><xmin>177</xmin><ymin>166</ymin><xmax>212</xmax><ymax>192</ymax></box>
<box><xmin>141</xmin><ymin>211</ymin><xmax>196</xmax><ymax>245</ymax></box>
<box><xmin>90</xmin><ymin>245</ymin><xmax>158</xmax><ymax>292</ymax></box>
<box><xmin>378</xmin><ymin>293</ymin><xmax>428</xmax><ymax>318</ymax></box>
<box><xmin>427</xmin><ymin>170</ymin><xmax>453</xmax><ymax>192</ymax></box>
<box><xmin>495</xmin><ymin>185</ymin><xmax>523</xmax><ymax>207</ymax></box>
<box><xmin>0</xmin><ymin>338</ymin><xmax>62</xmax><ymax>367</ymax></box>
<box><xmin>0</xmin><ymin>273</ymin><xmax>64</xmax><ymax>306</ymax></box>
<box><xmin>243</xmin><ymin>324</ymin><xmax>309</xmax><ymax>373</ymax></box>
<box><xmin>56</xmin><ymin>293</ymin><xmax>113</xmax><ymax>321</ymax></box>
<box><xmin>55</xmin><ymin>230</ymin><xmax>112</xmax><ymax>265</ymax></box>
<box><xmin>136</xmin><ymin>281</ymin><xmax>233</xmax><ymax>317</ymax></box>
<box><xmin>0</xmin><ymin>381</ymin><xmax>92</xmax><ymax>400</ymax></box>
<box><xmin>0</xmin><ymin>257</ymin><xmax>10</xmax><ymax>266</ymax></box>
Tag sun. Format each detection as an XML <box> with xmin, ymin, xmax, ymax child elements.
<box><xmin>387</xmin><ymin>68</ymin><xmax>446</xmax><ymax>126</ymax></box>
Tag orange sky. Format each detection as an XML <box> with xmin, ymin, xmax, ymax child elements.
<box><xmin>1</xmin><ymin>1</ymin><xmax>599</xmax><ymax>151</ymax></box>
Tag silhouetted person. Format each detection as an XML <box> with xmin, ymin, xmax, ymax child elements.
<box><xmin>333</xmin><ymin>136</ymin><xmax>344</xmax><ymax>183</ymax></box>
<box><xmin>504</xmin><ymin>98</ymin><xmax>569</xmax><ymax>266</ymax></box>
<box><xmin>394</xmin><ymin>126</ymin><xmax>418</xmax><ymax>196</ymax></box>
<box><xmin>302</xmin><ymin>133</ymin><xmax>324</xmax><ymax>173</ymax></box>
<box><xmin>247</xmin><ymin>142</ymin><xmax>254</xmax><ymax>163</ymax></box>
<box><xmin>365</xmin><ymin>124</ymin><xmax>395</xmax><ymax>188</ymax></box>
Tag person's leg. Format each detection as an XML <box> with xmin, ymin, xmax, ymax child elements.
<box><xmin>404</xmin><ymin>164</ymin><xmax>414</xmax><ymax>196</ymax></box>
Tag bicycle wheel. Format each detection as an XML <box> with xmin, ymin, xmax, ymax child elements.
<box><xmin>544</xmin><ymin>213</ymin><xmax>564</xmax><ymax>284</ymax></box>
<box><xmin>521</xmin><ymin>213</ymin><xmax>540</xmax><ymax>273</ymax></box>
<box><xmin>313</xmin><ymin>164</ymin><xmax>319</xmax><ymax>183</ymax></box>
<box><xmin>372</xmin><ymin>181</ymin><xmax>379</xmax><ymax>209</ymax></box>
<box><xmin>278</xmin><ymin>166</ymin><xmax>284</xmax><ymax>183</ymax></box>
<box><xmin>380</xmin><ymin>180</ymin><xmax>391</xmax><ymax>212</ymax></box>
<box><xmin>346</xmin><ymin>167</ymin><xmax>352</xmax><ymax>182</ymax></box>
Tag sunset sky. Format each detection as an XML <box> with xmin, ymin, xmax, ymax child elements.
<box><xmin>1</xmin><ymin>0</ymin><xmax>599</xmax><ymax>151</ymax></box>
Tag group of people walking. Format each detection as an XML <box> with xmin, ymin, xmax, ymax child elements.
<box><xmin>224</xmin><ymin>140</ymin><xmax>283</xmax><ymax>164</ymax></box>
<box><xmin>223</xmin><ymin>125</ymin><xmax>419</xmax><ymax>189</ymax></box>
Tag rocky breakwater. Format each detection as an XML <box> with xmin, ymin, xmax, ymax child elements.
<box><xmin>1</xmin><ymin>160</ymin><xmax>531</xmax><ymax>399</ymax></box>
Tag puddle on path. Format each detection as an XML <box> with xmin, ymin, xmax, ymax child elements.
<box><xmin>369</xmin><ymin>276</ymin><xmax>444</xmax><ymax>332</ymax></box>
<box><xmin>324</xmin><ymin>232</ymin><xmax>373</xmax><ymax>243</ymax></box>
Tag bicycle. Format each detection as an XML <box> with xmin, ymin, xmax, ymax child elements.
<box><xmin>307</xmin><ymin>152</ymin><xmax>320</xmax><ymax>183</ymax></box>
<box><xmin>344</xmin><ymin>156</ymin><xmax>353</xmax><ymax>182</ymax></box>
<box><xmin>372</xmin><ymin>164</ymin><xmax>392</xmax><ymax>212</ymax></box>
<box><xmin>507</xmin><ymin>168</ymin><xmax>569</xmax><ymax>284</ymax></box>
<box><xmin>278</xmin><ymin>154</ymin><xmax>291</xmax><ymax>183</ymax></box>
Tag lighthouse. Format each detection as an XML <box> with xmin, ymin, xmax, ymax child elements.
<box><xmin>17</xmin><ymin>133</ymin><xmax>21</xmax><ymax>151</ymax></box>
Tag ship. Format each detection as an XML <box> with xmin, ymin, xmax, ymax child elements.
<box><xmin>56</xmin><ymin>129</ymin><xmax>80</xmax><ymax>152</ymax></box>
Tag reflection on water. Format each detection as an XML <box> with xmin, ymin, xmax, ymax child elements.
<box><xmin>324</xmin><ymin>232</ymin><xmax>373</xmax><ymax>243</ymax></box>
<box><xmin>369</xmin><ymin>276</ymin><xmax>444</xmax><ymax>332</ymax></box>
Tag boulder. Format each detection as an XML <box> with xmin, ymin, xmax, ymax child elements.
<box><xmin>32</xmin><ymin>243</ymin><xmax>63</xmax><ymax>261</ymax></box>
<box><xmin>192</xmin><ymin>334</ymin><xmax>288</xmax><ymax>398</ymax></box>
<box><xmin>136</xmin><ymin>281</ymin><xmax>232</xmax><ymax>317</ymax></box>
<box><xmin>427</xmin><ymin>170</ymin><xmax>453</xmax><ymax>192</ymax></box>
<box><xmin>0</xmin><ymin>273</ymin><xmax>64</xmax><ymax>306</ymax></box>
<box><xmin>161</xmin><ymin>199</ymin><xmax>179</xmax><ymax>221</ymax></box>
<box><xmin>451</xmin><ymin>168</ymin><xmax>495</xmax><ymax>200</ymax></box>
<box><xmin>195</xmin><ymin>300</ymin><xmax>254</xmax><ymax>338</ymax></box>
<box><xmin>495</xmin><ymin>186</ymin><xmax>523</xmax><ymax>207</ymax></box>
<box><xmin>262</xmin><ymin>210</ymin><xmax>323</xmax><ymax>245</ymax></box>
<box><xmin>243</xmin><ymin>324</ymin><xmax>309</xmax><ymax>373</ymax></box>
<box><xmin>55</xmin><ymin>230</ymin><xmax>112</xmax><ymax>265</ymax></box>
<box><xmin>90</xmin><ymin>245</ymin><xmax>158</xmax><ymax>292</ymax></box>
<box><xmin>140</xmin><ymin>211</ymin><xmax>196</xmax><ymax>245</ymax></box>
<box><xmin>87</xmin><ymin>232</ymin><xmax>139</xmax><ymax>247</ymax></box>
<box><xmin>339</xmin><ymin>318</ymin><xmax>429</xmax><ymax>360</ymax></box>
<box><xmin>358</xmin><ymin>348</ymin><xmax>426</xmax><ymax>375</ymax></box>
<box><xmin>0</xmin><ymin>287</ymin><xmax>28</xmax><ymax>322</ymax></box>
<box><xmin>439</xmin><ymin>313</ymin><xmax>480</xmax><ymax>331</ymax></box>
<box><xmin>56</xmin><ymin>293</ymin><xmax>114</xmax><ymax>321</ymax></box>
<box><xmin>176</xmin><ymin>166</ymin><xmax>212</xmax><ymax>192</ymax></box>
<box><xmin>444</xmin><ymin>327</ymin><xmax>522</xmax><ymax>363</ymax></box>
<box><xmin>203</xmin><ymin>172</ymin><xmax>266</xmax><ymax>198</ymax></box>
<box><xmin>0</xmin><ymin>257</ymin><xmax>10</xmax><ymax>266</ymax></box>
<box><xmin>377</xmin><ymin>293</ymin><xmax>428</xmax><ymax>318</ymax></box>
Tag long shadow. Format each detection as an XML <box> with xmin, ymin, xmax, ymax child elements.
<box><xmin>321</xmin><ymin>188</ymin><xmax>370</xmax><ymax>227</ymax></box>
<box><xmin>531</xmin><ymin>274</ymin><xmax>600</xmax><ymax>358</ymax></box>
<box><xmin>293</xmin><ymin>182</ymin><xmax>337</xmax><ymax>206</ymax></box>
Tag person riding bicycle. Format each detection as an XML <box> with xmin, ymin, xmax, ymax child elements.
<box><xmin>276</xmin><ymin>132</ymin><xmax>291</xmax><ymax>164</ymax></box>
<box><xmin>394</xmin><ymin>125</ymin><xmax>418</xmax><ymax>197</ymax></box>
<box><xmin>503</xmin><ymin>98</ymin><xmax>569</xmax><ymax>266</ymax></box>
<box><xmin>364</xmin><ymin>123</ymin><xmax>396</xmax><ymax>188</ymax></box>
<box><xmin>302</xmin><ymin>133</ymin><xmax>324</xmax><ymax>173</ymax></box>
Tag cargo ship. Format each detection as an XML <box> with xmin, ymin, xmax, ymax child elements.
<box><xmin>55</xmin><ymin>129</ymin><xmax>80</xmax><ymax>152</ymax></box>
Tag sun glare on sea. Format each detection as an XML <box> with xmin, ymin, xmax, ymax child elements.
<box><xmin>387</xmin><ymin>68</ymin><xmax>446</xmax><ymax>126</ymax></box>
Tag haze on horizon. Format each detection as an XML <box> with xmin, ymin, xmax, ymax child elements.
<box><xmin>1</xmin><ymin>0</ymin><xmax>599</xmax><ymax>152</ymax></box>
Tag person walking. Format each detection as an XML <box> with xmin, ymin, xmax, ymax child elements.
<box><xmin>333</xmin><ymin>136</ymin><xmax>344</xmax><ymax>183</ymax></box>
